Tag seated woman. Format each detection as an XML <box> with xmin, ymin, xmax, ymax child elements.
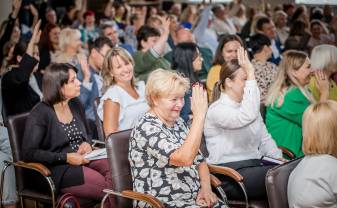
<box><xmin>204</xmin><ymin>47</ymin><xmax>282</xmax><ymax>200</ymax></box>
<box><xmin>22</xmin><ymin>63</ymin><xmax>114</xmax><ymax>207</ymax></box>
<box><xmin>97</xmin><ymin>47</ymin><xmax>148</xmax><ymax>136</ymax></box>
<box><xmin>288</xmin><ymin>101</ymin><xmax>337</xmax><ymax>207</ymax></box>
<box><xmin>206</xmin><ymin>34</ymin><xmax>243</xmax><ymax>101</ymax></box>
<box><xmin>129</xmin><ymin>69</ymin><xmax>227</xmax><ymax>208</ymax></box>
<box><xmin>172</xmin><ymin>42</ymin><xmax>203</xmax><ymax>123</ymax></box>
<box><xmin>265</xmin><ymin>50</ymin><xmax>329</xmax><ymax>158</ymax></box>
<box><xmin>248</xmin><ymin>33</ymin><xmax>278</xmax><ymax>102</ymax></box>
<box><xmin>309</xmin><ymin>44</ymin><xmax>337</xmax><ymax>101</ymax></box>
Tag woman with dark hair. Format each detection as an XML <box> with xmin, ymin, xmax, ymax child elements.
<box><xmin>172</xmin><ymin>42</ymin><xmax>203</xmax><ymax>122</ymax></box>
<box><xmin>206</xmin><ymin>34</ymin><xmax>243</xmax><ymax>101</ymax></box>
<box><xmin>21</xmin><ymin>63</ymin><xmax>114</xmax><ymax>207</ymax></box>
<box><xmin>284</xmin><ymin>20</ymin><xmax>311</xmax><ymax>52</ymax></box>
<box><xmin>1</xmin><ymin>21</ymin><xmax>41</xmax><ymax>117</ymax></box>
<box><xmin>248</xmin><ymin>33</ymin><xmax>277</xmax><ymax>101</ymax></box>
<box><xmin>204</xmin><ymin>47</ymin><xmax>282</xmax><ymax>200</ymax></box>
<box><xmin>38</xmin><ymin>23</ymin><xmax>60</xmax><ymax>71</ymax></box>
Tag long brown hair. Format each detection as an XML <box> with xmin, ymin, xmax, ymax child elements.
<box><xmin>213</xmin><ymin>34</ymin><xmax>243</xmax><ymax>66</ymax></box>
<box><xmin>211</xmin><ymin>59</ymin><xmax>241</xmax><ymax>103</ymax></box>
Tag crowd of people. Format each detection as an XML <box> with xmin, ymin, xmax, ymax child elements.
<box><xmin>0</xmin><ymin>0</ymin><xmax>337</xmax><ymax>207</ymax></box>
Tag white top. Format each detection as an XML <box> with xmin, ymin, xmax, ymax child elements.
<box><xmin>97</xmin><ymin>81</ymin><xmax>149</xmax><ymax>131</ymax></box>
<box><xmin>204</xmin><ymin>80</ymin><xmax>282</xmax><ymax>164</ymax></box>
<box><xmin>211</xmin><ymin>17</ymin><xmax>237</xmax><ymax>36</ymax></box>
<box><xmin>288</xmin><ymin>155</ymin><xmax>337</xmax><ymax>208</ymax></box>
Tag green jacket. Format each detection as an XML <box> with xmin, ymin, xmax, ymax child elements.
<box><xmin>266</xmin><ymin>87</ymin><xmax>310</xmax><ymax>158</ymax></box>
<box><xmin>133</xmin><ymin>49</ymin><xmax>171</xmax><ymax>82</ymax></box>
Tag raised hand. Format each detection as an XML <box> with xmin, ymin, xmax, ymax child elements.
<box><xmin>27</xmin><ymin>20</ymin><xmax>41</xmax><ymax>56</ymax></box>
<box><xmin>315</xmin><ymin>70</ymin><xmax>329</xmax><ymax>102</ymax></box>
<box><xmin>78</xmin><ymin>54</ymin><xmax>91</xmax><ymax>82</ymax></box>
<box><xmin>191</xmin><ymin>83</ymin><xmax>208</xmax><ymax>121</ymax></box>
<box><xmin>237</xmin><ymin>46</ymin><xmax>255</xmax><ymax>80</ymax></box>
<box><xmin>12</xmin><ymin>0</ymin><xmax>22</xmax><ymax>18</ymax></box>
<box><xmin>158</xmin><ymin>15</ymin><xmax>171</xmax><ymax>36</ymax></box>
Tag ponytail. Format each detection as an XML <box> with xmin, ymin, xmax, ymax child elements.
<box><xmin>211</xmin><ymin>81</ymin><xmax>223</xmax><ymax>104</ymax></box>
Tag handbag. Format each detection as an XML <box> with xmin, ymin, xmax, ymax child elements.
<box><xmin>56</xmin><ymin>193</ymin><xmax>80</xmax><ymax>208</ymax></box>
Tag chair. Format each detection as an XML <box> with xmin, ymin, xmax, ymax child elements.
<box><xmin>265</xmin><ymin>157</ymin><xmax>302</xmax><ymax>208</ymax></box>
<box><xmin>103</xmin><ymin>129</ymin><xmax>251</xmax><ymax>208</ymax></box>
<box><xmin>93</xmin><ymin>97</ymin><xmax>105</xmax><ymax>141</ymax></box>
<box><xmin>0</xmin><ymin>113</ymin><xmax>56</xmax><ymax>208</ymax></box>
<box><xmin>0</xmin><ymin>113</ymin><xmax>98</xmax><ymax>208</ymax></box>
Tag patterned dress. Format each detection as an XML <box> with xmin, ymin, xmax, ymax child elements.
<box><xmin>252</xmin><ymin>59</ymin><xmax>278</xmax><ymax>102</ymax></box>
<box><xmin>129</xmin><ymin>112</ymin><xmax>227</xmax><ymax>208</ymax></box>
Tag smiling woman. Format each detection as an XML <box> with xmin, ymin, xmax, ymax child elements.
<box><xmin>129</xmin><ymin>69</ymin><xmax>228</xmax><ymax>208</ymax></box>
<box><xmin>97</xmin><ymin>47</ymin><xmax>148</xmax><ymax>136</ymax></box>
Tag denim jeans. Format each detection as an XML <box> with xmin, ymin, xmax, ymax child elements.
<box><xmin>0</xmin><ymin>126</ymin><xmax>18</xmax><ymax>205</ymax></box>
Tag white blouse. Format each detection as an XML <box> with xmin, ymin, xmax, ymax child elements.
<box><xmin>97</xmin><ymin>81</ymin><xmax>149</xmax><ymax>131</ymax></box>
<box><xmin>204</xmin><ymin>80</ymin><xmax>282</xmax><ymax>164</ymax></box>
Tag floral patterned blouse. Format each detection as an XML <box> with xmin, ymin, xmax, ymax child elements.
<box><xmin>129</xmin><ymin>112</ymin><xmax>227</xmax><ymax>208</ymax></box>
<box><xmin>252</xmin><ymin>59</ymin><xmax>278</xmax><ymax>102</ymax></box>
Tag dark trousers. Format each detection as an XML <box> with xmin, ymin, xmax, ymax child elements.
<box><xmin>215</xmin><ymin>159</ymin><xmax>276</xmax><ymax>200</ymax></box>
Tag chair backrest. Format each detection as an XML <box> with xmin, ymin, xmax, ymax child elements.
<box><xmin>7</xmin><ymin>113</ymin><xmax>29</xmax><ymax>163</ymax></box>
<box><xmin>105</xmin><ymin>129</ymin><xmax>133</xmax><ymax>208</ymax></box>
<box><xmin>265</xmin><ymin>158</ymin><xmax>302</xmax><ymax>208</ymax></box>
<box><xmin>93</xmin><ymin>97</ymin><xmax>105</xmax><ymax>141</ymax></box>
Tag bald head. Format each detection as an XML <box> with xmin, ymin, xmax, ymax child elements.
<box><xmin>176</xmin><ymin>28</ymin><xmax>195</xmax><ymax>43</ymax></box>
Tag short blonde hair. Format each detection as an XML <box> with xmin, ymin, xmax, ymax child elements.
<box><xmin>311</xmin><ymin>44</ymin><xmax>337</xmax><ymax>75</ymax></box>
<box><xmin>59</xmin><ymin>28</ymin><xmax>81</xmax><ymax>52</ymax></box>
<box><xmin>146</xmin><ymin>69</ymin><xmax>190</xmax><ymax>107</ymax></box>
<box><xmin>101</xmin><ymin>47</ymin><xmax>135</xmax><ymax>93</ymax></box>
<box><xmin>302</xmin><ymin>100</ymin><xmax>337</xmax><ymax>158</ymax></box>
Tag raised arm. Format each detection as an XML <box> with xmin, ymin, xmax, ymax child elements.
<box><xmin>152</xmin><ymin>16</ymin><xmax>170</xmax><ymax>56</ymax></box>
<box><xmin>169</xmin><ymin>84</ymin><xmax>208</xmax><ymax>166</ymax></box>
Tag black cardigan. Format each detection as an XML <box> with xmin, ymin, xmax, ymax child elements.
<box><xmin>2</xmin><ymin>53</ymin><xmax>40</xmax><ymax>117</ymax></box>
<box><xmin>22</xmin><ymin>99</ymin><xmax>91</xmax><ymax>192</ymax></box>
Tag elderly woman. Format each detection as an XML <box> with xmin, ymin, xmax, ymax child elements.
<box><xmin>309</xmin><ymin>44</ymin><xmax>337</xmax><ymax>101</ymax></box>
<box><xmin>22</xmin><ymin>63</ymin><xmax>114</xmax><ymax>207</ymax></box>
<box><xmin>129</xmin><ymin>69</ymin><xmax>227</xmax><ymax>208</ymax></box>
<box><xmin>288</xmin><ymin>101</ymin><xmax>337</xmax><ymax>207</ymax></box>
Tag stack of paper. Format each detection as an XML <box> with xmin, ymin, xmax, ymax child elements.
<box><xmin>84</xmin><ymin>148</ymin><xmax>107</xmax><ymax>160</ymax></box>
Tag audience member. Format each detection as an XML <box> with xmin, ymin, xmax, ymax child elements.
<box><xmin>273</xmin><ymin>10</ymin><xmax>289</xmax><ymax>44</ymax></box>
<box><xmin>1</xmin><ymin>21</ymin><xmax>41</xmax><ymax>117</ymax></box>
<box><xmin>172</xmin><ymin>42</ymin><xmax>202</xmax><ymax>123</ymax></box>
<box><xmin>133</xmin><ymin>18</ymin><xmax>171</xmax><ymax>81</ymax></box>
<box><xmin>129</xmin><ymin>69</ymin><xmax>227</xmax><ymax>208</ymax></box>
<box><xmin>22</xmin><ymin>63</ymin><xmax>114</xmax><ymax>207</ymax></box>
<box><xmin>77</xmin><ymin>37</ymin><xmax>113</xmax><ymax>138</ymax></box>
<box><xmin>79</xmin><ymin>10</ymin><xmax>99</xmax><ymax>47</ymax></box>
<box><xmin>256</xmin><ymin>17</ymin><xmax>282</xmax><ymax>65</ymax></box>
<box><xmin>205</xmin><ymin>47</ymin><xmax>282</xmax><ymax>200</ymax></box>
<box><xmin>288</xmin><ymin>101</ymin><xmax>337</xmax><ymax>208</ymax></box>
<box><xmin>284</xmin><ymin>20</ymin><xmax>311</xmax><ymax>53</ymax></box>
<box><xmin>265</xmin><ymin>50</ymin><xmax>329</xmax><ymax>158</ymax></box>
<box><xmin>98</xmin><ymin>47</ymin><xmax>148</xmax><ymax>136</ymax></box>
<box><xmin>248</xmin><ymin>33</ymin><xmax>277</xmax><ymax>101</ymax></box>
<box><xmin>207</xmin><ymin>34</ymin><xmax>243</xmax><ymax>101</ymax></box>
<box><xmin>211</xmin><ymin>4</ymin><xmax>237</xmax><ymax>36</ymax></box>
<box><xmin>309</xmin><ymin>44</ymin><xmax>337</xmax><ymax>101</ymax></box>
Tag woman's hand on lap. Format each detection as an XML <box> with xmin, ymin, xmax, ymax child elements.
<box><xmin>196</xmin><ymin>187</ymin><xmax>218</xmax><ymax>207</ymax></box>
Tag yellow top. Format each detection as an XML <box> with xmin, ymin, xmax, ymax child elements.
<box><xmin>308</xmin><ymin>76</ymin><xmax>337</xmax><ymax>101</ymax></box>
<box><xmin>206</xmin><ymin>64</ymin><xmax>221</xmax><ymax>101</ymax></box>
